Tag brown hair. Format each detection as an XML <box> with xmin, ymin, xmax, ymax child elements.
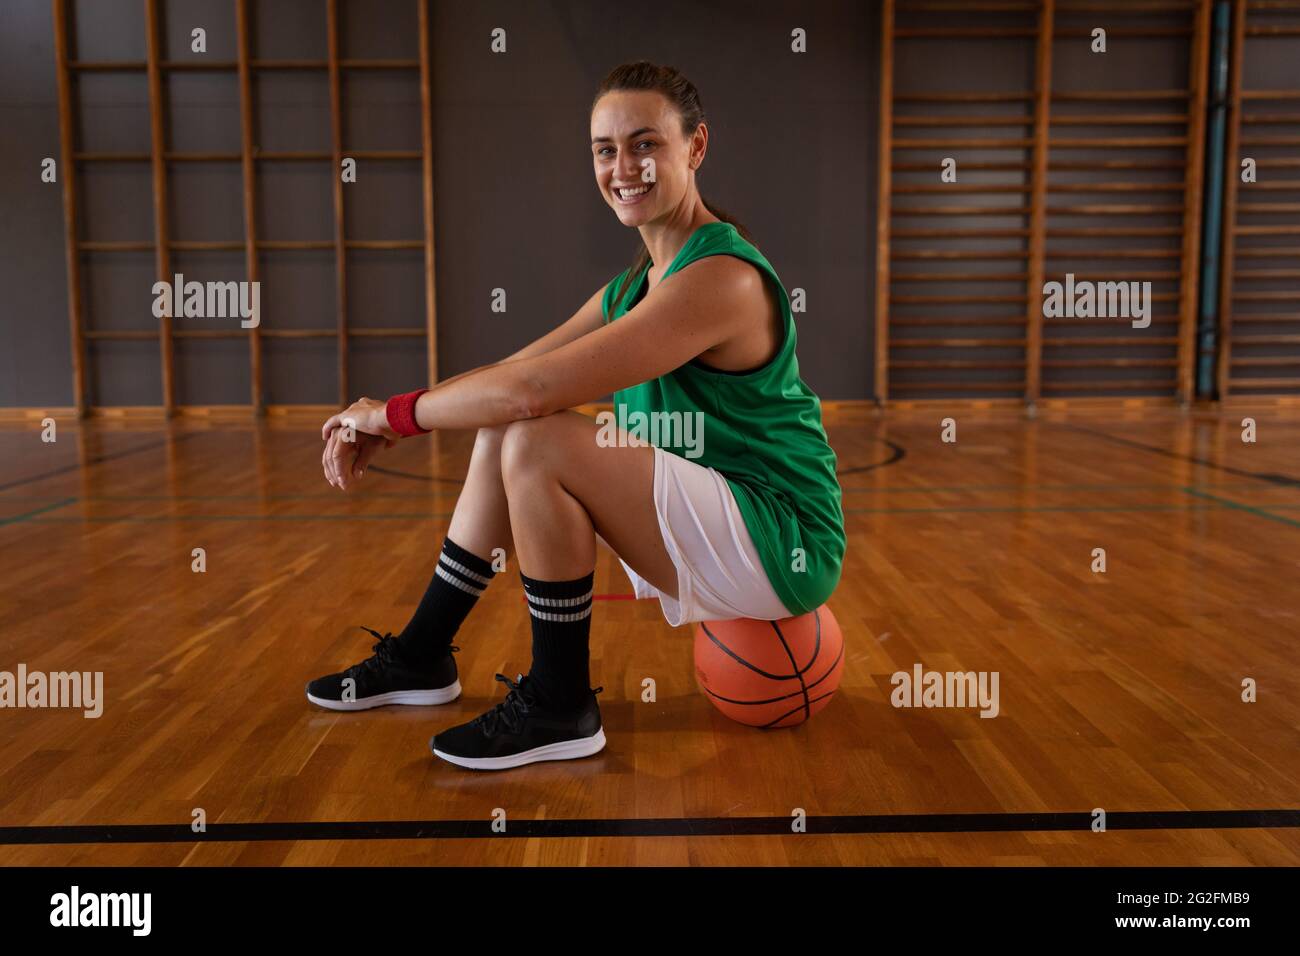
<box><xmin>591</xmin><ymin>61</ymin><xmax>754</xmax><ymax>311</ymax></box>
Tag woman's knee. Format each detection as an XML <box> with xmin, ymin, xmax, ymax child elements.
<box><xmin>471</xmin><ymin>423</ymin><xmax>510</xmax><ymax>464</ymax></box>
<box><xmin>499</xmin><ymin>414</ymin><xmax>569</xmax><ymax>480</ymax></box>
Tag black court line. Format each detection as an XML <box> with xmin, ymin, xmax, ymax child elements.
<box><xmin>835</xmin><ymin>437</ymin><xmax>907</xmax><ymax>477</ymax></box>
<box><xmin>1064</xmin><ymin>423</ymin><xmax>1300</xmax><ymax>488</ymax></box>
<box><xmin>1</xmin><ymin>809</ymin><xmax>1295</xmax><ymax>845</ymax></box>
<box><xmin>0</xmin><ymin>434</ymin><xmax>199</xmax><ymax>493</ymax></box>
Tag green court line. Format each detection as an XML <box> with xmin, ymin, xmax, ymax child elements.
<box><xmin>840</xmin><ymin>481</ymin><xmax>1281</xmax><ymax>495</ymax></box>
<box><xmin>20</xmin><ymin>511</ymin><xmax>458</xmax><ymax>523</ymax></box>
<box><xmin>0</xmin><ymin>497</ymin><xmax>78</xmax><ymax>526</ymax></box>
<box><xmin>0</xmin><ymin>502</ymin><xmax>1262</xmax><ymax>524</ymax></box>
<box><xmin>1180</xmin><ymin>487</ymin><xmax>1300</xmax><ymax>530</ymax></box>
<box><xmin>843</xmin><ymin>503</ymin><xmax>1227</xmax><ymax>515</ymax></box>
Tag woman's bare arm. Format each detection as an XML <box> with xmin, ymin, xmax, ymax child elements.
<box><xmin>318</xmin><ymin>263</ymin><xmax>761</xmax><ymax>488</ymax></box>
<box><xmin>405</xmin><ymin>256</ymin><xmax>760</xmax><ymax>430</ymax></box>
<box><xmin>498</xmin><ymin>284</ymin><xmax>608</xmax><ymax>364</ymax></box>
<box><xmin>420</xmin><ymin>285</ymin><xmax>606</xmax><ymax>395</ymax></box>
<box><xmin>320</xmin><ymin>284</ymin><xmax>618</xmax><ymax>487</ymax></box>
<box><xmin>421</xmin><ymin>282</ymin><xmax>608</xmax><ymax>395</ymax></box>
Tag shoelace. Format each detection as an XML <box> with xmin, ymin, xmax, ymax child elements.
<box><xmin>350</xmin><ymin>625</ymin><xmax>458</xmax><ymax>679</ymax></box>
<box><xmin>473</xmin><ymin>673</ymin><xmax>536</xmax><ymax>736</ymax></box>
<box><xmin>472</xmin><ymin>674</ymin><xmax>605</xmax><ymax>737</ymax></box>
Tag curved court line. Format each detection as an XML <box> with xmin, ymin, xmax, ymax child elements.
<box><xmin>835</xmin><ymin>437</ymin><xmax>907</xmax><ymax>477</ymax></box>
<box><xmin>0</xmin><ymin>809</ymin><xmax>1295</xmax><ymax>844</ymax></box>
<box><xmin>1063</xmin><ymin>423</ymin><xmax>1300</xmax><ymax>487</ymax></box>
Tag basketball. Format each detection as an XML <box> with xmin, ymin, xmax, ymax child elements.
<box><xmin>693</xmin><ymin>604</ymin><xmax>845</xmax><ymax>728</ymax></box>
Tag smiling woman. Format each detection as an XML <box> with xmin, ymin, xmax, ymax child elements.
<box><xmin>590</xmin><ymin>62</ymin><xmax>760</xmax><ymax>320</ymax></box>
<box><xmin>310</xmin><ymin>60</ymin><xmax>845</xmax><ymax>772</ymax></box>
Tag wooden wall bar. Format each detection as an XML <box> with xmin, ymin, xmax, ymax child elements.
<box><xmin>418</xmin><ymin>0</ymin><xmax>439</xmax><ymax>388</ymax></box>
<box><xmin>1041</xmin><ymin>0</ymin><xmax>1206</xmax><ymax>403</ymax></box>
<box><xmin>235</xmin><ymin>0</ymin><xmax>263</xmax><ymax>412</ymax></box>
<box><xmin>1027</xmin><ymin>0</ymin><xmax>1056</xmax><ymax>403</ymax></box>
<box><xmin>874</xmin><ymin>0</ymin><xmax>895</xmax><ymax>404</ymax></box>
<box><xmin>326</xmin><ymin>0</ymin><xmax>349</xmax><ymax>408</ymax></box>
<box><xmin>51</xmin><ymin>0</ymin><xmax>436</xmax><ymax>416</ymax></box>
<box><xmin>144</xmin><ymin>0</ymin><xmax>176</xmax><ymax>415</ymax></box>
<box><xmin>48</xmin><ymin>1</ymin><xmax>1295</xmax><ymax>412</ymax></box>
<box><xmin>52</xmin><ymin>0</ymin><xmax>87</xmax><ymax>417</ymax></box>
<box><xmin>881</xmin><ymin>0</ymin><xmax>1214</xmax><ymax>406</ymax></box>
<box><xmin>1218</xmin><ymin>0</ymin><xmax>1300</xmax><ymax>399</ymax></box>
<box><xmin>884</xmin><ymin>0</ymin><xmax>1042</xmax><ymax>404</ymax></box>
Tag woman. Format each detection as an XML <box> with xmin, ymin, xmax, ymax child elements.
<box><xmin>307</xmin><ymin>61</ymin><xmax>845</xmax><ymax>771</ymax></box>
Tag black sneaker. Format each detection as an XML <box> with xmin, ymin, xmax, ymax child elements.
<box><xmin>305</xmin><ymin>626</ymin><xmax>461</xmax><ymax>711</ymax></box>
<box><xmin>430</xmin><ymin>673</ymin><xmax>606</xmax><ymax>770</ymax></box>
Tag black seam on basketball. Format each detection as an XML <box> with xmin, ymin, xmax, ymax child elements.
<box><xmin>803</xmin><ymin>636</ymin><xmax>843</xmax><ymax>693</ymax></box>
<box><xmin>769</xmin><ymin>619</ymin><xmax>811</xmax><ymax>721</ymax></box>
<box><xmin>759</xmin><ymin>689</ymin><xmax>836</xmax><ymax>729</ymax></box>
<box><xmin>800</xmin><ymin>608</ymin><xmax>822</xmax><ymax>675</ymax></box>
<box><xmin>700</xmin><ymin>621</ymin><xmax>799</xmax><ymax>681</ymax></box>
<box><xmin>702</xmin><ymin>686</ymin><xmax>804</xmax><ymax>707</ymax></box>
<box><xmin>701</xmin><ymin>640</ymin><xmax>845</xmax><ymax>707</ymax></box>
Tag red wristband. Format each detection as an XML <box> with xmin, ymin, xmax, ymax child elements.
<box><xmin>385</xmin><ymin>388</ymin><xmax>430</xmax><ymax>437</ymax></box>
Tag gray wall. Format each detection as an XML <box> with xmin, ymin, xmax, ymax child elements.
<box><xmin>1</xmin><ymin>0</ymin><xmax>74</xmax><ymax>407</ymax></box>
<box><xmin>0</xmin><ymin>0</ymin><xmax>878</xmax><ymax>407</ymax></box>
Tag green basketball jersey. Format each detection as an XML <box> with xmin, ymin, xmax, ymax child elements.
<box><xmin>600</xmin><ymin>221</ymin><xmax>845</xmax><ymax>616</ymax></box>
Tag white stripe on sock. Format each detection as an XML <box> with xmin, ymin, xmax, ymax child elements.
<box><xmin>525</xmin><ymin>589</ymin><xmax>593</xmax><ymax>608</ymax></box>
<box><xmin>528</xmin><ymin>606</ymin><xmax>592</xmax><ymax>622</ymax></box>
<box><xmin>436</xmin><ymin>564</ymin><xmax>484</xmax><ymax>597</ymax></box>
<box><xmin>441</xmin><ymin>553</ymin><xmax>492</xmax><ymax>586</ymax></box>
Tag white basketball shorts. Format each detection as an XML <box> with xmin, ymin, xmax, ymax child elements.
<box><xmin>611</xmin><ymin>444</ymin><xmax>793</xmax><ymax>627</ymax></box>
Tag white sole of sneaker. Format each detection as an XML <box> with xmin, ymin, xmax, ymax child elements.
<box><xmin>307</xmin><ymin>681</ymin><xmax>462</xmax><ymax>711</ymax></box>
<box><xmin>432</xmin><ymin>727</ymin><xmax>607</xmax><ymax>770</ymax></box>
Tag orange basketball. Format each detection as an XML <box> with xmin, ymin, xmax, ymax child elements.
<box><xmin>693</xmin><ymin>604</ymin><xmax>844</xmax><ymax>728</ymax></box>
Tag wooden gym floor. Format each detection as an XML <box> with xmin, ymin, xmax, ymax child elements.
<box><xmin>0</xmin><ymin>405</ymin><xmax>1297</xmax><ymax>866</ymax></box>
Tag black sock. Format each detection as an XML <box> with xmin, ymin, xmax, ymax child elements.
<box><xmin>395</xmin><ymin>536</ymin><xmax>497</xmax><ymax>670</ymax></box>
<box><xmin>521</xmin><ymin>570</ymin><xmax>594</xmax><ymax>712</ymax></box>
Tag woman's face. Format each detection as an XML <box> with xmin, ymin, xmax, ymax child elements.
<box><xmin>590</xmin><ymin>90</ymin><xmax>705</xmax><ymax>228</ymax></box>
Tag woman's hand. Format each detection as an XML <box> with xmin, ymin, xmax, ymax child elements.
<box><xmin>322</xmin><ymin>430</ymin><xmax>392</xmax><ymax>491</ymax></box>
<box><xmin>321</xmin><ymin>397</ymin><xmax>398</xmax><ymax>443</ymax></box>
<box><xmin>321</xmin><ymin>398</ymin><xmax>399</xmax><ymax>491</ymax></box>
